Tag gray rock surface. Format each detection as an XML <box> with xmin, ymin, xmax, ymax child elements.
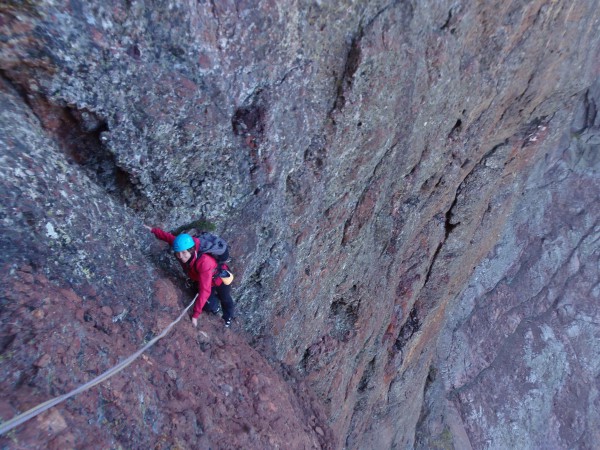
<box><xmin>1</xmin><ymin>0</ymin><xmax>599</xmax><ymax>448</ymax></box>
<box><xmin>419</xmin><ymin>83</ymin><xmax>600</xmax><ymax>449</ymax></box>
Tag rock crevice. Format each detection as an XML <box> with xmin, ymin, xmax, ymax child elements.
<box><xmin>1</xmin><ymin>1</ymin><xmax>599</xmax><ymax>449</ymax></box>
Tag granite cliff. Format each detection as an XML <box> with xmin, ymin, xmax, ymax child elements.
<box><xmin>1</xmin><ymin>1</ymin><xmax>599</xmax><ymax>449</ymax></box>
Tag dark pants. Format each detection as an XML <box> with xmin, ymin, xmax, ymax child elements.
<box><xmin>203</xmin><ymin>283</ymin><xmax>235</xmax><ymax>321</ymax></box>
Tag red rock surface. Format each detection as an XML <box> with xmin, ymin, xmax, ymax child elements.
<box><xmin>1</xmin><ymin>1</ymin><xmax>599</xmax><ymax>449</ymax></box>
<box><xmin>0</xmin><ymin>265</ymin><xmax>331</xmax><ymax>449</ymax></box>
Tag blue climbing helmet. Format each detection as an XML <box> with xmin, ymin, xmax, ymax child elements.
<box><xmin>173</xmin><ymin>234</ymin><xmax>195</xmax><ymax>252</ymax></box>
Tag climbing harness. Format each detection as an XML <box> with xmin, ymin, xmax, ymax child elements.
<box><xmin>0</xmin><ymin>295</ymin><xmax>198</xmax><ymax>436</ymax></box>
<box><xmin>219</xmin><ymin>269</ymin><xmax>234</xmax><ymax>285</ymax></box>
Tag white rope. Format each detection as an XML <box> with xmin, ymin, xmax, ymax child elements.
<box><xmin>0</xmin><ymin>295</ymin><xmax>198</xmax><ymax>436</ymax></box>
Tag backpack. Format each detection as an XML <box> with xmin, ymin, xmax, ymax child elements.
<box><xmin>194</xmin><ymin>231</ymin><xmax>230</xmax><ymax>264</ymax></box>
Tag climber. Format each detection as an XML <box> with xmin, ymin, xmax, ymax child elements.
<box><xmin>144</xmin><ymin>225</ymin><xmax>236</xmax><ymax>328</ymax></box>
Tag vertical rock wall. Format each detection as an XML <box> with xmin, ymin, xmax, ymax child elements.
<box><xmin>419</xmin><ymin>83</ymin><xmax>600</xmax><ymax>449</ymax></box>
<box><xmin>1</xmin><ymin>0</ymin><xmax>599</xmax><ymax>448</ymax></box>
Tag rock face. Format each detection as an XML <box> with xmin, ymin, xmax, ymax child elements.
<box><xmin>1</xmin><ymin>1</ymin><xmax>599</xmax><ymax>449</ymax></box>
<box><xmin>417</xmin><ymin>83</ymin><xmax>600</xmax><ymax>450</ymax></box>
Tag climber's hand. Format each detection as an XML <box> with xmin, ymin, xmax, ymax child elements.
<box><xmin>192</xmin><ymin>317</ymin><xmax>198</xmax><ymax>327</ymax></box>
<box><xmin>143</xmin><ymin>224</ymin><xmax>152</xmax><ymax>231</ymax></box>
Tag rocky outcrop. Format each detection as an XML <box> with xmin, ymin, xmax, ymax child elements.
<box><xmin>1</xmin><ymin>1</ymin><xmax>598</xmax><ymax>449</ymax></box>
<box><xmin>417</xmin><ymin>83</ymin><xmax>600</xmax><ymax>449</ymax></box>
<box><xmin>0</xmin><ymin>75</ymin><xmax>331</xmax><ymax>449</ymax></box>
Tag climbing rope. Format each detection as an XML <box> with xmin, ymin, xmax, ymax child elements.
<box><xmin>0</xmin><ymin>295</ymin><xmax>198</xmax><ymax>436</ymax></box>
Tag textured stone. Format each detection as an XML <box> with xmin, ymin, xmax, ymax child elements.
<box><xmin>0</xmin><ymin>1</ymin><xmax>599</xmax><ymax>449</ymax></box>
<box><xmin>420</xmin><ymin>82</ymin><xmax>600</xmax><ymax>450</ymax></box>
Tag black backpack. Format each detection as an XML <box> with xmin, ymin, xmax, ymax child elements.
<box><xmin>194</xmin><ymin>231</ymin><xmax>229</xmax><ymax>264</ymax></box>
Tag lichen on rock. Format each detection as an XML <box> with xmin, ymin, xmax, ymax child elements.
<box><xmin>1</xmin><ymin>1</ymin><xmax>599</xmax><ymax>449</ymax></box>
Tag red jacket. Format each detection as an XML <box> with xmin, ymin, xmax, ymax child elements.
<box><xmin>151</xmin><ymin>228</ymin><xmax>224</xmax><ymax>319</ymax></box>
